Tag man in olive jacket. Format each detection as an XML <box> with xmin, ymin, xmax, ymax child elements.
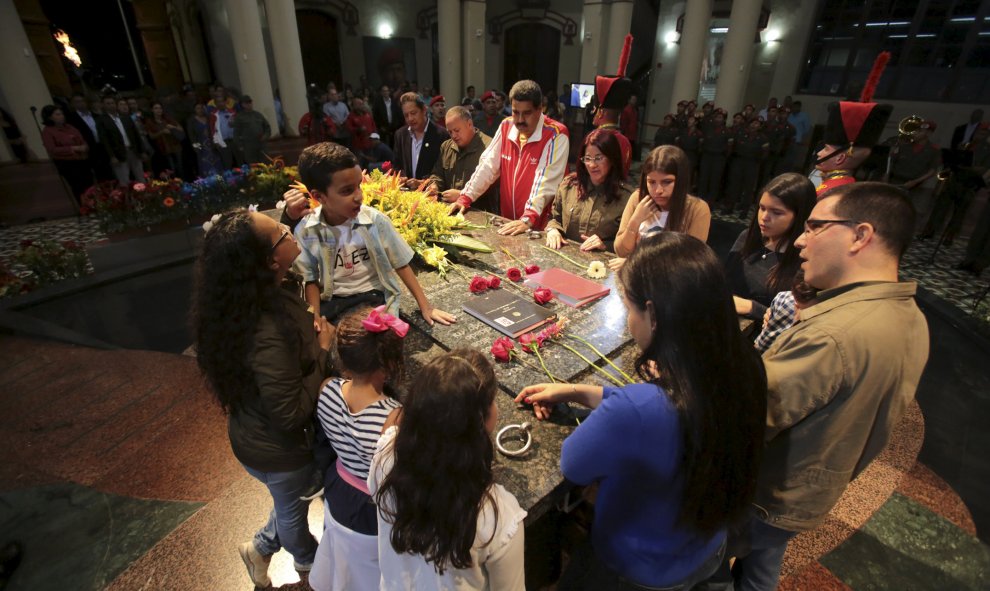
<box><xmin>426</xmin><ymin>106</ymin><xmax>496</xmax><ymax>213</ymax></box>
<box><xmin>731</xmin><ymin>182</ymin><xmax>930</xmax><ymax>591</ymax></box>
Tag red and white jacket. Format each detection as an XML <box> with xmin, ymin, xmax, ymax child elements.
<box><xmin>458</xmin><ymin>114</ymin><xmax>569</xmax><ymax>228</ymax></box>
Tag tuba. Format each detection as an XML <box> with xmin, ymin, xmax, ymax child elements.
<box><xmin>884</xmin><ymin>115</ymin><xmax>926</xmax><ymax>183</ymax></box>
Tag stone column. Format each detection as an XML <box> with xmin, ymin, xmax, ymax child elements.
<box><xmin>0</xmin><ymin>0</ymin><xmax>54</xmax><ymax>160</ymax></box>
<box><xmin>579</xmin><ymin>0</ymin><xmax>608</xmax><ymax>83</ymax></box>
<box><xmin>603</xmin><ymin>0</ymin><xmax>634</xmax><ymax>74</ymax></box>
<box><xmin>437</xmin><ymin>0</ymin><xmax>462</xmax><ymax>107</ymax></box>
<box><xmin>264</xmin><ymin>0</ymin><xmax>307</xmax><ymax>137</ymax></box>
<box><xmin>222</xmin><ymin>0</ymin><xmax>278</xmax><ymax>136</ymax></box>
<box><xmin>713</xmin><ymin>0</ymin><xmax>762</xmax><ymax>115</ymax></box>
<box><xmin>669</xmin><ymin>0</ymin><xmax>711</xmax><ymax>111</ymax></box>
<box><xmin>171</xmin><ymin>0</ymin><xmax>212</xmax><ymax>84</ymax></box>
<box><xmin>462</xmin><ymin>0</ymin><xmax>486</xmax><ymax>95</ymax></box>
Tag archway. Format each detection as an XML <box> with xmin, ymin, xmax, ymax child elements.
<box><xmin>296</xmin><ymin>9</ymin><xmax>343</xmax><ymax>90</ymax></box>
<box><xmin>503</xmin><ymin>24</ymin><xmax>559</xmax><ymax>96</ymax></box>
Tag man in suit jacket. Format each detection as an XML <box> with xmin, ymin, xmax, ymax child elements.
<box><xmin>372</xmin><ymin>84</ymin><xmax>402</xmax><ymax>147</ymax></box>
<box><xmin>96</xmin><ymin>95</ymin><xmax>146</xmax><ymax>185</ymax></box>
<box><xmin>952</xmin><ymin>109</ymin><xmax>984</xmax><ymax>151</ymax></box>
<box><xmin>393</xmin><ymin>92</ymin><xmax>449</xmax><ymax>183</ymax></box>
<box><xmin>66</xmin><ymin>93</ymin><xmax>113</xmax><ymax>181</ymax></box>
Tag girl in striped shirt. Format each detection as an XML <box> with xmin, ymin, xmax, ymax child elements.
<box><xmin>310</xmin><ymin>305</ymin><xmax>406</xmax><ymax>591</ymax></box>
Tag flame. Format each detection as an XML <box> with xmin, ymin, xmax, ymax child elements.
<box><xmin>54</xmin><ymin>30</ymin><xmax>82</xmax><ymax>68</ymax></box>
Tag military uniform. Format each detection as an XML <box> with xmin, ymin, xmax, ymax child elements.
<box><xmin>698</xmin><ymin>124</ymin><xmax>732</xmax><ymax>204</ymax></box>
<box><xmin>885</xmin><ymin>137</ymin><xmax>941</xmax><ymax>187</ymax></box>
<box><xmin>653</xmin><ymin>125</ymin><xmax>679</xmax><ymax>148</ymax></box>
<box><xmin>764</xmin><ymin>119</ymin><xmax>796</xmax><ymax>180</ymax></box>
<box><xmin>233</xmin><ymin>110</ymin><xmax>271</xmax><ymax>164</ymax></box>
<box><xmin>678</xmin><ymin>127</ymin><xmax>704</xmax><ymax>184</ymax></box>
<box><xmin>726</xmin><ymin>129</ymin><xmax>769</xmax><ymax>213</ymax></box>
<box><xmin>816</xmin><ymin>170</ymin><xmax>856</xmax><ymax>198</ymax></box>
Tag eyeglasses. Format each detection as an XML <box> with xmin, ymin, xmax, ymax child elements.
<box><xmin>271</xmin><ymin>224</ymin><xmax>291</xmax><ymax>253</ymax></box>
<box><xmin>803</xmin><ymin>218</ymin><xmax>860</xmax><ymax>236</ymax></box>
<box><xmin>581</xmin><ymin>155</ymin><xmax>605</xmax><ymax>164</ymax></box>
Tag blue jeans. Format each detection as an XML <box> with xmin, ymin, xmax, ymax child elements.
<box><xmin>243</xmin><ymin>462</ymin><xmax>319</xmax><ymax>567</ymax></box>
<box><xmin>729</xmin><ymin>516</ymin><xmax>797</xmax><ymax>591</ymax></box>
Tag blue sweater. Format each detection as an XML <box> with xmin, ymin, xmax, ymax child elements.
<box><xmin>561</xmin><ymin>383</ymin><xmax>724</xmax><ymax>587</ymax></box>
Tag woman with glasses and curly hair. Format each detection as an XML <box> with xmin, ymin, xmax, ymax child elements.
<box><xmin>545</xmin><ymin>128</ymin><xmax>634</xmax><ymax>252</ymax></box>
<box><xmin>192</xmin><ymin>209</ymin><xmax>332</xmax><ymax>588</ymax></box>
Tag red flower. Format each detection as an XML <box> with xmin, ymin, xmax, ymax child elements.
<box><xmin>382</xmin><ymin>161</ymin><xmax>392</xmax><ymax>172</ymax></box>
<box><xmin>486</xmin><ymin>276</ymin><xmax>501</xmax><ymax>289</ymax></box>
<box><xmin>534</xmin><ymin>287</ymin><xmax>554</xmax><ymax>305</ymax></box>
<box><xmin>469</xmin><ymin>275</ymin><xmax>489</xmax><ymax>293</ymax></box>
<box><xmin>163</xmin><ymin>197</ymin><xmax>176</xmax><ymax>208</ymax></box>
<box><xmin>525</xmin><ymin>264</ymin><xmax>540</xmax><ymax>275</ymax></box>
<box><xmin>506</xmin><ymin>267</ymin><xmax>523</xmax><ymax>281</ymax></box>
<box><xmin>490</xmin><ymin>337</ymin><xmax>514</xmax><ymax>362</ymax></box>
<box><xmin>520</xmin><ymin>333</ymin><xmax>540</xmax><ymax>353</ymax></box>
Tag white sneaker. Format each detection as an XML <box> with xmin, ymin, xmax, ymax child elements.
<box><xmin>238</xmin><ymin>541</ymin><xmax>272</xmax><ymax>588</ymax></box>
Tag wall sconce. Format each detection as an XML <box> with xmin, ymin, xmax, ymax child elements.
<box><xmin>765</xmin><ymin>28</ymin><xmax>781</xmax><ymax>42</ymax></box>
<box><xmin>665</xmin><ymin>31</ymin><xmax>680</xmax><ymax>45</ymax></box>
<box><xmin>378</xmin><ymin>23</ymin><xmax>393</xmax><ymax>38</ymax></box>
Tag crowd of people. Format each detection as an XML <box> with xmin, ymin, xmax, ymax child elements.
<box><xmin>187</xmin><ymin>76</ymin><xmax>931</xmax><ymax>591</ymax></box>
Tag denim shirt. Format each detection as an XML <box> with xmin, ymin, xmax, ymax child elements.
<box><xmin>293</xmin><ymin>205</ymin><xmax>414</xmax><ymax>315</ymax></box>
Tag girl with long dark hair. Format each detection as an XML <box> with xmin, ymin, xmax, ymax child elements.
<box><xmin>310</xmin><ymin>305</ymin><xmax>405</xmax><ymax>591</ymax></box>
<box><xmin>370</xmin><ymin>349</ymin><xmax>526</xmax><ymax>590</ymax></box>
<box><xmin>193</xmin><ymin>210</ymin><xmax>331</xmax><ymax>588</ymax></box>
<box><xmin>545</xmin><ymin>128</ymin><xmax>633</xmax><ymax>252</ymax></box>
<box><xmin>613</xmin><ymin>145</ymin><xmax>711</xmax><ymax>259</ymax></box>
<box><xmin>726</xmin><ymin>172</ymin><xmax>816</xmax><ymax>319</ymax></box>
<box><xmin>517</xmin><ymin>232</ymin><xmax>767</xmax><ymax>589</ymax></box>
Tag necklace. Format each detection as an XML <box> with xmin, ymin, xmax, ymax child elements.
<box><xmin>598</xmin><ymin>123</ymin><xmax>619</xmax><ymax>130</ymax></box>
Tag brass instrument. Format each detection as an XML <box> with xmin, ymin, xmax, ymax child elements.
<box><xmin>884</xmin><ymin>115</ymin><xmax>926</xmax><ymax>183</ymax></box>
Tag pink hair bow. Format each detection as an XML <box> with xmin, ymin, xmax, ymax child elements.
<box><xmin>361</xmin><ymin>305</ymin><xmax>409</xmax><ymax>338</ymax></box>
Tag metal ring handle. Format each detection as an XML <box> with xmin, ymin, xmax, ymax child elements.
<box><xmin>496</xmin><ymin>422</ymin><xmax>533</xmax><ymax>457</ymax></box>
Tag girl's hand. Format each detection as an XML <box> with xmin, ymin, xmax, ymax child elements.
<box><xmin>545</xmin><ymin>229</ymin><xmax>566</xmax><ymax>249</ymax></box>
<box><xmin>315</xmin><ymin>315</ymin><xmax>334</xmax><ymax>351</ymax></box>
<box><xmin>514</xmin><ymin>383</ymin><xmax>577</xmax><ymax>420</ymax></box>
<box><xmin>579</xmin><ymin>234</ymin><xmax>604</xmax><ymax>251</ymax></box>
<box><xmin>629</xmin><ymin>194</ymin><xmax>659</xmax><ymax>227</ymax></box>
<box><xmin>421</xmin><ymin>305</ymin><xmax>456</xmax><ymax>326</ymax></box>
<box><xmin>607</xmin><ymin>257</ymin><xmax>626</xmax><ymax>271</ymax></box>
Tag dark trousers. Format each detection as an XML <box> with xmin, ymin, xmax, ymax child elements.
<box><xmin>318</xmin><ymin>290</ymin><xmax>386</xmax><ymax>323</ymax></box>
<box><xmin>698</xmin><ymin>152</ymin><xmax>727</xmax><ymax>204</ymax></box>
<box><xmin>708</xmin><ymin>514</ymin><xmax>797</xmax><ymax>591</ymax></box>
<box><xmin>558</xmin><ymin>539</ymin><xmax>726</xmax><ymax>591</ymax></box>
<box><xmin>726</xmin><ymin>157</ymin><xmax>763</xmax><ymax>212</ymax></box>
<box><xmin>923</xmin><ymin>179</ymin><xmax>976</xmax><ymax>241</ymax></box>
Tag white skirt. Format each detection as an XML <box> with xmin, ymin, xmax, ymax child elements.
<box><xmin>309</xmin><ymin>499</ymin><xmax>381</xmax><ymax>591</ymax></box>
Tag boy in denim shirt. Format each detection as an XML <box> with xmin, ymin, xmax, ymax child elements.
<box><xmin>286</xmin><ymin>142</ymin><xmax>456</xmax><ymax>327</ymax></box>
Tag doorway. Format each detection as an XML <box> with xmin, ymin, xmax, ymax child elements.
<box><xmin>503</xmin><ymin>24</ymin><xmax>560</xmax><ymax>96</ymax></box>
<box><xmin>297</xmin><ymin>9</ymin><xmax>343</xmax><ymax>90</ymax></box>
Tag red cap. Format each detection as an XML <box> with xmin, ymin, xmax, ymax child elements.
<box><xmin>481</xmin><ymin>90</ymin><xmax>496</xmax><ymax>102</ymax></box>
<box><xmin>429</xmin><ymin>95</ymin><xmax>445</xmax><ymax>106</ymax></box>
<box><xmin>920</xmin><ymin>120</ymin><xmax>937</xmax><ymax>132</ymax></box>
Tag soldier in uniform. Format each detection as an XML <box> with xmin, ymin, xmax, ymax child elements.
<box><xmin>724</xmin><ymin>118</ymin><xmax>769</xmax><ymax>215</ymax></box>
<box><xmin>922</xmin><ymin>124</ymin><xmax>989</xmax><ymax>245</ymax></box>
<box><xmin>698</xmin><ymin>109</ymin><xmax>732</xmax><ymax>205</ymax></box>
<box><xmin>761</xmin><ymin>106</ymin><xmax>796</xmax><ymax>188</ymax></box>
<box><xmin>231</xmin><ymin>95</ymin><xmax>271</xmax><ymax>165</ymax></box>
<box><xmin>882</xmin><ymin>121</ymin><xmax>941</xmax><ymax>201</ymax></box>
<box><xmin>678</xmin><ymin>115</ymin><xmax>704</xmax><ymax>186</ymax></box>
<box><xmin>699</xmin><ymin>101</ymin><xmax>715</xmax><ymax>134</ymax></box>
<box><xmin>653</xmin><ymin>114</ymin><xmax>679</xmax><ymax>147</ymax></box>
<box><xmin>593</xmin><ymin>34</ymin><xmax>636</xmax><ymax>178</ymax></box>
<box><xmin>674</xmin><ymin>100</ymin><xmax>689</xmax><ymax>131</ymax></box>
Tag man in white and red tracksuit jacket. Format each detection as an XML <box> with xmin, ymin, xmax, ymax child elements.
<box><xmin>452</xmin><ymin>80</ymin><xmax>569</xmax><ymax>235</ymax></box>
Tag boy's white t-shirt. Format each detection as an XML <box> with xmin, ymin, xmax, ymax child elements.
<box><xmin>331</xmin><ymin>221</ymin><xmax>380</xmax><ymax>296</ymax></box>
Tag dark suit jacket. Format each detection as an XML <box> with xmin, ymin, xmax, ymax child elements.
<box><xmin>97</xmin><ymin>113</ymin><xmax>144</xmax><ymax>161</ymax></box>
<box><xmin>372</xmin><ymin>97</ymin><xmax>402</xmax><ymax>136</ymax></box>
<box><xmin>67</xmin><ymin>110</ymin><xmax>113</xmax><ymax>179</ymax></box>
<box><xmin>393</xmin><ymin>121</ymin><xmax>449</xmax><ymax>179</ymax></box>
<box><xmin>952</xmin><ymin>124</ymin><xmax>968</xmax><ymax>152</ymax></box>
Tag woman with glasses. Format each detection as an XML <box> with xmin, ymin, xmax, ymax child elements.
<box><xmin>193</xmin><ymin>210</ymin><xmax>332</xmax><ymax>588</ymax></box>
<box><xmin>545</xmin><ymin>129</ymin><xmax>633</xmax><ymax>252</ymax></box>
<box><xmin>725</xmin><ymin>173</ymin><xmax>816</xmax><ymax>320</ymax></box>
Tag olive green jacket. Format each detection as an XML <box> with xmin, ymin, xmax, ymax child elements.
<box><xmin>757</xmin><ymin>281</ymin><xmax>929</xmax><ymax>531</ymax></box>
<box><xmin>427</xmin><ymin>132</ymin><xmax>497</xmax><ymax>213</ymax></box>
<box><xmin>545</xmin><ymin>179</ymin><xmax>633</xmax><ymax>252</ymax></box>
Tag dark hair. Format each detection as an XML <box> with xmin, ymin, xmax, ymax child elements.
<box><xmin>400</xmin><ymin>92</ymin><xmax>426</xmax><ymax>110</ymax></box>
<box><xmin>741</xmin><ymin>173</ymin><xmax>816</xmax><ymax>293</ymax></box>
<box><xmin>791</xmin><ymin>271</ymin><xmax>818</xmax><ymax>306</ymax></box>
<box><xmin>192</xmin><ymin>210</ymin><xmax>289</xmax><ymax>414</ymax></box>
<box><xmin>40</xmin><ymin>105</ymin><xmax>62</xmax><ymax>126</ymax></box>
<box><xmin>509</xmin><ymin>80</ymin><xmax>542</xmax><ymax>109</ymax></box>
<box><xmin>333</xmin><ymin>306</ymin><xmax>405</xmax><ymax>389</ymax></box>
<box><xmin>573</xmin><ymin>128</ymin><xmax>624</xmax><ymax>203</ymax></box>
<box><xmin>375</xmin><ymin>348</ymin><xmax>498</xmax><ymax>574</ymax></box>
<box><xmin>639</xmin><ymin>145</ymin><xmax>691</xmax><ymax>233</ymax></box>
<box><xmin>824</xmin><ymin>181</ymin><xmax>916</xmax><ymax>259</ymax></box>
<box><xmin>298</xmin><ymin>142</ymin><xmax>360</xmax><ymax>194</ymax></box>
<box><xmin>619</xmin><ymin>232</ymin><xmax>767</xmax><ymax>536</ymax></box>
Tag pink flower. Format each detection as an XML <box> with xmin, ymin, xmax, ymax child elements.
<box><xmin>520</xmin><ymin>333</ymin><xmax>540</xmax><ymax>353</ymax></box>
<box><xmin>469</xmin><ymin>276</ymin><xmax>489</xmax><ymax>293</ymax></box>
<box><xmin>534</xmin><ymin>287</ymin><xmax>554</xmax><ymax>305</ymax></box>
<box><xmin>506</xmin><ymin>267</ymin><xmax>523</xmax><ymax>282</ymax></box>
<box><xmin>525</xmin><ymin>264</ymin><xmax>540</xmax><ymax>275</ymax></box>
<box><xmin>382</xmin><ymin>161</ymin><xmax>392</xmax><ymax>172</ymax></box>
<box><xmin>133</xmin><ymin>182</ymin><xmax>146</xmax><ymax>192</ymax></box>
<box><xmin>486</xmin><ymin>276</ymin><xmax>502</xmax><ymax>289</ymax></box>
<box><xmin>490</xmin><ymin>337</ymin><xmax>514</xmax><ymax>362</ymax></box>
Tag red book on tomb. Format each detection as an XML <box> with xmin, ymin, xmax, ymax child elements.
<box><xmin>523</xmin><ymin>267</ymin><xmax>610</xmax><ymax>308</ymax></box>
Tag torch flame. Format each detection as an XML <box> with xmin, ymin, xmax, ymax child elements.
<box><xmin>54</xmin><ymin>30</ymin><xmax>82</xmax><ymax>68</ymax></box>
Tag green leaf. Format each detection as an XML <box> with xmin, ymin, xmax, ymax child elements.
<box><xmin>432</xmin><ymin>234</ymin><xmax>494</xmax><ymax>253</ymax></box>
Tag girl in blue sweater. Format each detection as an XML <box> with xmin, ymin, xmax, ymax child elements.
<box><xmin>517</xmin><ymin>231</ymin><xmax>767</xmax><ymax>589</ymax></box>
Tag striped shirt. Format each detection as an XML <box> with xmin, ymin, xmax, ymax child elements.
<box><xmin>317</xmin><ymin>377</ymin><xmax>401</xmax><ymax>479</ymax></box>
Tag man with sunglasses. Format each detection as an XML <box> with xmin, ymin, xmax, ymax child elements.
<box><xmin>728</xmin><ymin>182</ymin><xmax>929</xmax><ymax>591</ymax></box>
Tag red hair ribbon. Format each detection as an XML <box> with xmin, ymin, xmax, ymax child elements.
<box><xmin>361</xmin><ymin>305</ymin><xmax>409</xmax><ymax>338</ymax></box>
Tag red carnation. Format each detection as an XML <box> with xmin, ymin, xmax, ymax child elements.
<box><xmin>490</xmin><ymin>337</ymin><xmax>514</xmax><ymax>362</ymax></box>
<box><xmin>382</xmin><ymin>161</ymin><xmax>392</xmax><ymax>172</ymax></box>
<box><xmin>486</xmin><ymin>276</ymin><xmax>502</xmax><ymax>289</ymax></box>
<box><xmin>525</xmin><ymin>264</ymin><xmax>540</xmax><ymax>275</ymax></box>
<box><xmin>534</xmin><ymin>287</ymin><xmax>554</xmax><ymax>305</ymax></box>
<box><xmin>506</xmin><ymin>267</ymin><xmax>523</xmax><ymax>282</ymax></box>
<box><xmin>520</xmin><ymin>333</ymin><xmax>540</xmax><ymax>353</ymax></box>
<box><xmin>469</xmin><ymin>275</ymin><xmax>489</xmax><ymax>293</ymax></box>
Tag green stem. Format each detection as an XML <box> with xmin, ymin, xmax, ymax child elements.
<box><xmin>540</xmin><ymin>245</ymin><xmax>586</xmax><ymax>270</ymax></box>
<box><xmin>565</xmin><ymin>335</ymin><xmax>636</xmax><ymax>385</ymax></box>
<box><xmin>532</xmin><ymin>346</ymin><xmax>557</xmax><ymax>383</ymax></box>
<box><xmin>500</xmin><ymin>247</ymin><xmax>529</xmax><ymax>269</ymax></box>
<box><xmin>510</xmin><ymin>351</ymin><xmax>561</xmax><ymax>382</ymax></box>
<box><xmin>553</xmin><ymin>341</ymin><xmax>627</xmax><ymax>388</ymax></box>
